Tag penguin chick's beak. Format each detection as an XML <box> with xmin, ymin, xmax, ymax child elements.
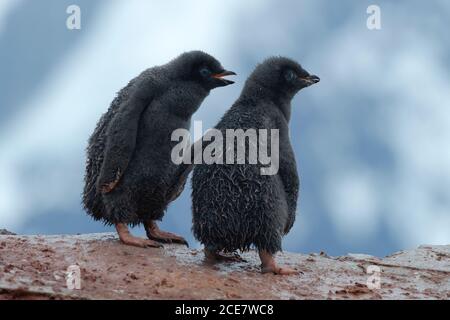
<box><xmin>302</xmin><ymin>74</ymin><xmax>320</xmax><ymax>87</ymax></box>
<box><xmin>212</xmin><ymin>70</ymin><xmax>236</xmax><ymax>85</ymax></box>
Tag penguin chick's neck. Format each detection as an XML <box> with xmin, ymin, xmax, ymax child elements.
<box><xmin>238</xmin><ymin>79</ymin><xmax>294</xmax><ymax>122</ymax></box>
<box><xmin>168</xmin><ymin>84</ymin><xmax>209</xmax><ymax>120</ymax></box>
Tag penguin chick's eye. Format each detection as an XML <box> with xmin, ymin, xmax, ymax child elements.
<box><xmin>199</xmin><ymin>67</ymin><xmax>211</xmax><ymax>78</ymax></box>
<box><xmin>284</xmin><ymin>69</ymin><xmax>297</xmax><ymax>82</ymax></box>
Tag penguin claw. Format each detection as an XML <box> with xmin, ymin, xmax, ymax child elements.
<box><xmin>159</xmin><ymin>237</ymin><xmax>189</xmax><ymax>247</ymax></box>
<box><xmin>144</xmin><ymin>240</ymin><xmax>164</xmax><ymax>248</ymax></box>
<box><xmin>116</xmin><ymin>223</ymin><xmax>162</xmax><ymax>248</ymax></box>
<box><xmin>181</xmin><ymin>239</ymin><xmax>190</xmax><ymax>247</ymax></box>
<box><xmin>145</xmin><ymin>226</ymin><xmax>188</xmax><ymax>247</ymax></box>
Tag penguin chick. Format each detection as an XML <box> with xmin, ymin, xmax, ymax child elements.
<box><xmin>192</xmin><ymin>57</ymin><xmax>319</xmax><ymax>274</ymax></box>
<box><xmin>83</xmin><ymin>51</ymin><xmax>235</xmax><ymax>248</ymax></box>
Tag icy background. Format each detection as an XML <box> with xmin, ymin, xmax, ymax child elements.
<box><xmin>0</xmin><ymin>0</ymin><xmax>449</xmax><ymax>256</ymax></box>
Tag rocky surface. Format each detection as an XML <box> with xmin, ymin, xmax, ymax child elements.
<box><xmin>0</xmin><ymin>232</ymin><xmax>449</xmax><ymax>300</ymax></box>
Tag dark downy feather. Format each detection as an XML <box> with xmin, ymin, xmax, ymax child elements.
<box><xmin>83</xmin><ymin>51</ymin><xmax>233</xmax><ymax>226</ymax></box>
<box><xmin>192</xmin><ymin>57</ymin><xmax>319</xmax><ymax>254</ymax></box>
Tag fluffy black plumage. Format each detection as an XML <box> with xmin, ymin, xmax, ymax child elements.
<box><xmin>83</xmin><ymin>51</ymin><xmax>234</xmax><ymax>227</ymax></box>
<box><xmin>192</xmin><ymin>57</ymin><xmax>320</xmax><ymax>255</ymax></box>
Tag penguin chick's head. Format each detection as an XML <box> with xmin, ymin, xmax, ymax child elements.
<box><xmin>168</xmin><ymin>50</ymin><xmax>236</xmax><ymax>90</ymax></box>
<box><xmin>246</xmin><ymin>56</ymin><xmax>320</xmax><ymax>98</ymax></box>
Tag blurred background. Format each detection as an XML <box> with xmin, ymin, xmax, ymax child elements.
<box><xmin>0</xmin><ymin>0</ymin><xmax>449</xmax><ymax>257</ymax></box>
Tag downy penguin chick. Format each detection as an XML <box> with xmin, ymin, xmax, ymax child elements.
<box><xmin>192</xmin><ymin>57</ymin><xmax>319</xmax><ymax>274</ymax></box>
<box><xmin>83</xmin><ymin>51</ymin><xmax>235</xmax><ymax>248</ymax></box>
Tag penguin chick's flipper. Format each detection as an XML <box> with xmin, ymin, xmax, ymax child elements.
<box><xmin>204</xmin><ymin>248</ymin><xmax>247</xmax><ymax>263</ymax></box>
<box><xmin>165</xmin><ymin>163</ymin><xmax>194</xmax><ymax>202</ymax></box>
<box><xmin>97</xmin><ymin>82</ymin><xmax>155</xmax><ymax>193</ymax></box>
<box><xmin>259</xmin><ymin>250</ymin><xmax>299</xmax><ymax>275</ymax></box>
<box><xmin>145</xmin><ymin>220</ymin><xmax>189</xmax><ymax>246</ymax></box>
<box><xmin>116</xmin><ymin>223</ymin><xmax>162</xmax><ymax>248</ymax></box>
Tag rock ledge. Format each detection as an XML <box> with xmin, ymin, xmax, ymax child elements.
<box><xmin>0</xmin><ymin>233</ymin><xmax>448</xmax><ymax>299</ymax></box>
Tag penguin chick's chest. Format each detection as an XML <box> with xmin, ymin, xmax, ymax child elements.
<box><xmin>131</xmin><ymin>99</ymin><xmax>192</xmax><ymax>174</ymax></box>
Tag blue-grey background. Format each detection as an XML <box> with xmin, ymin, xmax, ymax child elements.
<box><xmin>0</xmin><ymin>0</ymin><xmax>449</xmax><ymax>257</ymax></box>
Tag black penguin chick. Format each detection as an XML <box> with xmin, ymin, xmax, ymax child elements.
<box><xmin>192</xmin><ymin>57</ymin><xmax>319</xmax><ymax>274</ymax></box>
<box><xmin>83</xmin><ymin>51</ymin><xmax>235</xmax><ymax>248</ymax></box>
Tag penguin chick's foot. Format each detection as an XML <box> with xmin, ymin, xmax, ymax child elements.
<box><xmin>145</xmin><ymin>220</ymin><xmax>189</xmax><ymax>246</ymax></box>
<box><xmin>259</xmin><ymin>250</ymin><xmax>298</xmax><ymax>275</ymax></box>
<box><xmin>116</xmin><ymin>223</ymin><xmax>163</xmax><ymax>248</ymax></box>
<box><xmin>204</xmin><ymin>248</ymin><xmax>247</xmax><ymax>263</ymax></box>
